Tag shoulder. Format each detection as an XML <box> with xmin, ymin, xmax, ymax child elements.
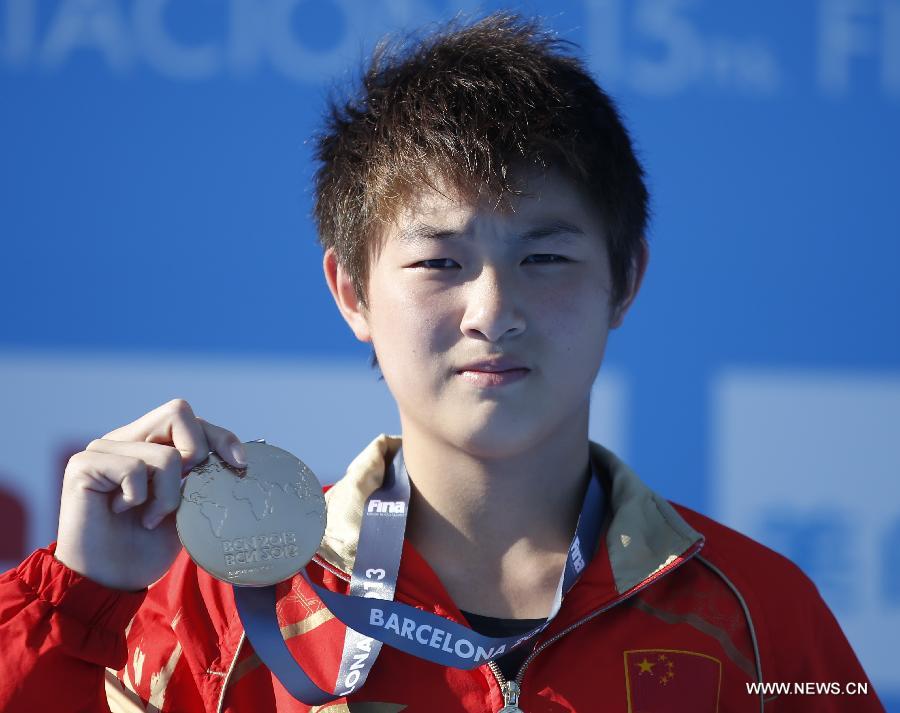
<box><xmin>668</xmin><ymin>503</ymin><xmax>852</xmax><ymax>673</ymax></box>
<box><xmin>670</xmin><ymin>503</ymin><xmax>879</xmax><ymax>692</ymax></box>
<box><xmin>669</xmin><ymin>501</ymin><xmax>828</xmax><ymax>621</ymax></box>
<box><xmin>670</xmin><ymin>502</ymin><xmax>815</xmax><ymax>590</ymax></box>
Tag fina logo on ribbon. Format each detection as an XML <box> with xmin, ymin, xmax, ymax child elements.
<box><xmin>570</xmin><ymin>535</ymin><xmax>585</xmax><ymax>573</ymax></box>
<box><xmin>367</xmin><ymin>499</ymin><xmax>406</xmax><ymax>516</ymax></box>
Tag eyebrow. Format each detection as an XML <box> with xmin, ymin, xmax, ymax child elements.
<box><xmin>519</xmin><ymin>220</ymin><xmax>586</xmax><ymax>242</ymax></box>
<box><xmin>398</xmin><ymin>219</ymin><xmax>586</xmax><ymax>245</ymax></box>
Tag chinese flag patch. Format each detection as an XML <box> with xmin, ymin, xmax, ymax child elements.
<box><xmin>624</xmin><ymin>649</ymin><xmax>721</xmax><ymax>713</ymax></box>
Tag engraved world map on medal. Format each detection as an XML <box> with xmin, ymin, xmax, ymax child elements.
<box><xmin>176</xmin><ymin>442</ymin><xmax>327</xmax><ymax>587</ymax></box>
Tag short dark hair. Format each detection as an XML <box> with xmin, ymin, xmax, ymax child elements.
<box><xmin>313</xmin><ymin>12</ymin><xmax>649</xmax><ymax>366</ymax></box>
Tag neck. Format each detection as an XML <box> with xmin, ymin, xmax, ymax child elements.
<box><xmin>399</xmin><ymin>408</ymin><xmax>592</xmax><ymax>615</ymax></box>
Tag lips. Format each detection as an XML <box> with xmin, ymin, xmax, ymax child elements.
<box><xmin>455</xmin><ymin>357</ymin><xmax>531</xmax><ymax>387</ymax></box>
<box><xmin>456</xmin><ymin>357</ymin><xmax>529</xmax><ymax>373</ymax></box>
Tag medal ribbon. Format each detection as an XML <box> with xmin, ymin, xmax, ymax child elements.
<box><xmin>234</xmin><ymin>448</ymin><xmax>605</xmax><ymax>704</ymax></box>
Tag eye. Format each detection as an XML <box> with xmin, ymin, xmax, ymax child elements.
<box><xmin>413</xmin><ymin>258</ymin><xmax>459</xmax><ymax>269</ymax></box>
<box><xmin>523</xmin><ymin>254</ymin><xmax>570</xmax><ymax>265</ymax></box>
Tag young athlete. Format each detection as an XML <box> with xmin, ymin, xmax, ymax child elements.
<box><xmin>0</xmin><ymin>12</ymin><xmax>884</xmax><ymax>713</ymax></box>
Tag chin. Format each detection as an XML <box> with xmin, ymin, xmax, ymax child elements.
<box><xmin>445</xmin><ymin>417</ymin><xmax>545</xmax><ymax>461</ymax></box>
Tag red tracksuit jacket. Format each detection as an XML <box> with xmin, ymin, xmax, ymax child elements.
<box><xmin>0</xmin><ymin>435</ymin><xmax>884</xmax><ymax>712</ymax></box>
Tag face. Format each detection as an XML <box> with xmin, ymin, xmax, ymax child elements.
<box><xmin>327</xmin><ymin>168</ymin><xmax>640</xmax><ymax>459</ymax></box>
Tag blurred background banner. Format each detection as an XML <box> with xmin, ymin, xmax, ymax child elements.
<box><xmin>1</xmin><ymin>0</ymin><xmax>898</xmax><ymax>705</ymax></box>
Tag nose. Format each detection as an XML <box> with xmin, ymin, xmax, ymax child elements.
<box><xmin>459</xmin><ymin>266</ymin><xmax>526</xmax><ymax>342</ymax></box>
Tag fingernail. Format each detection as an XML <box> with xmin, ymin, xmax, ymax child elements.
<box><xmin>230</xmin><ymin>443</ymin><xmax>247</xmax><ymax>467</ymax></box>
<box><xmin>112</xmin><ymin>500</ymin><xmax>128</xmax><ymax>514</ymax></box>
<box><xmin>144</xmin><ymin>514</ymin><xmax>163</xmax><ymax>530</ymax></box>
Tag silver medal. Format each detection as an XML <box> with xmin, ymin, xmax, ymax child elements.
<box><xmin>176</xmin><ymin>441</ymin><xmax>326</xmax><ymax>587</ymax></box>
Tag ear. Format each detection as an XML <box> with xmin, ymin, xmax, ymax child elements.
<box><xmin>609</xmin><ymin>238</ymin><xmax>649</xmax><ymax>329</ymax></box>
<box><xmin>322</xmin><ymin>247</ymin><xmax>373</xmax><ymax>343</ymax></box>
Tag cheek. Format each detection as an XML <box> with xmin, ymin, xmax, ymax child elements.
<box><xmin>536</xmin><ymin>277</ymin><xmax>611</xmax><ymax>342</ymax></box>
<box><xmin>367</xmin><ymin>278</ymin><xmax>454</xmax><ymax>366</ymax></box>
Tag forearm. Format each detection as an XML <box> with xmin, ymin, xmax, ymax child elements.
<box><xmin>0</xmin><ymin>545</ymin><xmax>147</xmax><ymax>712</ymax></box>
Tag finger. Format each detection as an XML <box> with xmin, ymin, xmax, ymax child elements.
<box><xmin>166</xmin><ymin>401</ymin><xmax>210</xmax><ymax>471</ymax></box>
<box><xmin>141</xmin><ymin>452</ymin><xmax>183</xmax><ymax>531</ymax></box>
<box><xmin>105</xmin><ymin>399</ymin><xmax>210</xmax><ymax>473</ymax></box>
<box><xmin>197</xmin><ymin>418</ymin><xmax>246</xmax><ymax>469</ymax></box>
<box><xmin>111</xmin><ymin>465</ymin><xmax>149</xmax><ymax>513</ymax></box>
<box><xmin>66</xmin><ymin>450</ymin><xmax>149</xmax><ymax>512</ymax></box>
<box><xmin>86</xmin><ymin>438</ymin><xmax>183</xmax><ymax>474</ymax></box>
<box><xmin>85</xmin><ymin>440</ymin><xmax>183</xmax><ymax>528</ymax></box>
<box><xmin>102</xmin><ymin>398</ymin><xmax>190</xmax><ymax>441</ymax></box>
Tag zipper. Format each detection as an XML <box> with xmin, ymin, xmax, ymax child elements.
<box><xmin>491</xmin><ymin>676</ymin><xmax>522</xmax><ymax>712</ymax></box>
<box><xmin>485</xmin><ymin>541</ymin><xmax>704</xmax><ymax>711</ymax></box>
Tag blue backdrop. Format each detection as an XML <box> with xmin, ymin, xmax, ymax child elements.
<box><xmin>1</xmin><ymin>0</ymin><xmax>898</xmax><ymax>706</ymax></box>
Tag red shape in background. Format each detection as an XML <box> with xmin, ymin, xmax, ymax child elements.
<box><xmin>0</xmin><ymin>486</ymin><xmax>27</xmax><ymax>561</ymax></box>
<box><xmin>0</xmin><ymin>439</ymin><xmax>89</xmax><ymax>565</ymax></box>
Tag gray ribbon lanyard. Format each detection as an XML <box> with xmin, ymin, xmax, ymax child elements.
<box><xmin>333</xmin><ymin>447</ymin><xmax>409</xmax><ymax>695</ymax></box>
<box><xmin>234</xmin><ymin>447</ymin><xmax>606</xmax><ymax>703</ymax></box>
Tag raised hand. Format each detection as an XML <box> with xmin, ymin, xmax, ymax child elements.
<box><xmin>54</xmin><ymin>399</ymin><xmax>245</xmax><ymax>591</ymax></box>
